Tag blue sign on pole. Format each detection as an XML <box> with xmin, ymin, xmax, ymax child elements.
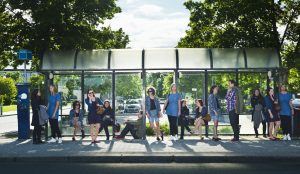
<box><xmin>18</xmin><ymin>49</ymin><xmax>32</xmax><ymax>60</ymax></box>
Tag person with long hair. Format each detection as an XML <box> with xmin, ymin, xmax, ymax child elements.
<box><xmin>99</xmin><ymin>100</ymin><xmax>114</xmax><ymax>141</ymax></box>
<box><xmin>194</xmin><ymin>99</ymin><xmax>208</xmax><ymax>140</ymax></box>
<box><xmin>69</xmin><ymin>100</ymin><xmax>85</xmax><ymax>141</ymax></box>
<box><xmin>251</xmin><ymin>89</ymin><xmax>266</xmax><ymax>138</ymax></box>
<box><xmin>85</xmin><ymin>89</ymin><xmax>103</xmax><ymax>144</ymax></box>
<box><xmin>31</xmin><ymin>89</ymin><xmax>44</xmax><ymax>144</ymax></box>
<box><xmin>163</xmin><ymin>83</ymin><xmax>181</xmax><ymax>141</ymax></box>
<box><xmin>279</xmin><ymin>85</ymin><xmax>294</xmax><ymax>141</ymax></box>
<box><xmin>264</xmin><ymin>87</ymin><xmax>281</xmax><ymax>141</ymax></box>
<box><xmin>208</xmin><ymin>85</ymin><xmax>221</xmax><ymax>141</ymax></box>
<box><xmin>179</xmin><ymin>99</ymin><xmax>193</xmax><ymax>140</ymax></box>
<box><xmin>47</xmin><ymin>84</ymin><xmax>62</xmax><ymax>143</ymax></box>
<box><xmin>146</xmin><ymin>87</ymin><xmax>164</xmax><ymax>141</ymax></box>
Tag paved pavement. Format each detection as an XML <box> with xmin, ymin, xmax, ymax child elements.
<box><xmin>1</xmin><ymin>136</ymin><xmax>300</xmax><ymax>163</ymax></box>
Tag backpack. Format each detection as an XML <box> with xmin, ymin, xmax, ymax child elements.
<box><xmin>38</xmin><ymin>105</ymin><xmax>49</xmax><ymax>125</ymax></box>
<box><xmin>234</xmin><ymin>87</ymin><xmax>244</xmax><ymax>114</ymax></box>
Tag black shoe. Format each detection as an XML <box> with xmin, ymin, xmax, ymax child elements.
<box><xmin>156</xmin><ymin>137</ymin><xmax>161</xmax><ymax>141</ymax></box>
<box><xmin>180</xmin><ymin>137</ymin><xmax>184</xmax><ymax>140</ymax></box>
<box><xmin>161</xmin><ymin>132</ymin><xmax>164</xmax><ymax>141</ymax></box>
<box><xmin>212</xmin><ymin>137</ymin><xmax>220</xmax><ymax>141</ymax></box>
<box><xmin>72</xmin><ymin>137</ymin><xmax>76</xmax><ymax>141</ymax></box>
<box><xmin>231</xmin><ymin>138</ymin><xmax>239</xmax><ymax>142</ymax></box>
<box><xmin>37</xmin><ymin>140</ymin><xmax>45</xmax><ymax>144</ymax></box>
<box><xmin>106</xmin><ymin>137</ymin><xmax>109</xmax><ymax>141</ymax></box>
<box><xmin>33</xmin><ymin>140</ymin><xmax>38</xmax><ymax>144</ymax></box>
<box><xmin>81</xmin><ymin>130</ymin><xmax>85</xmax><ymax>139</ymax></box>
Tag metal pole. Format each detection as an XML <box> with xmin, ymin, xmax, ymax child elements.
<box><xmin>142</xmin><ymin>70</ymin><xmax>146</xmax><ymax>140</ymax></box>
<box><xmin>112</xmin><ymin>71</ymin><xmax>116</xmax><ymax>138</ymax></box>
<box><xmin>24</xmin><ymin>61</ymin><xmax>27</xmax><ymax>83</ymax></box>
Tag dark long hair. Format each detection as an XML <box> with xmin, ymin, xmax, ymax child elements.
<box><xmin>210</xmin><ymin>85</ymin><xmax>218</xmax><ymax>94</ymax></box>
<box><xmin>72</xmin><ymin>100</ymin><xmax>81</xmax><ymax>110</ymax></box>
<box><xmin>86</xmin><ymin>88</ymin><xmax>95</xmax><ymax>100</ymax></box>
<box><xmin>252</xmin><ymin>88</ymin><xmax>263</xmax><ymax>98</ymax></box>
<box><xmin>104</xmin><ymin>100</ymin><xmax>112</xmax><ymax>109</ymax></box>
<box><xmin>31</xmin><ymin>89</ymin><xmax>39</xmax><ymax>101</ymax></box>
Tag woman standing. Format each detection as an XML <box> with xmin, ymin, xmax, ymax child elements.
<box><xmin>279</xmin><ymin>85</ymin><xmax>294</xmax><ymax>141</ymax></box>
<box><xmin>69</xmin><ymin>101</ymin><xmax>85</xmax><ymax>141</ymax></box>
<box><xmin>194</xmin><ymin>99</ymin><xmax>208</xmax><ymax>140</ymax></box>
<box><xmin>264</xmin><ymin>87</ymin><xmax>281</xmax><ymax>141</ymax></box>
<box><xmin>47</xmin><ymin>84</ymin><xmax>62</xmax><ymax>144</ymax></box>
<box><xmin>146</xmin><ymin>87</ymin><xmax>164</xmax><ymax>141</ymax></box>
<box><xmin>31</xmin><ymin>89</ymin><xmax>44</xmax><ymax>144</ymax></box>
<box><xmin>208</xmin><ymin>85</ymin><xmax>221</xmax><ymax>141</ymax></box>
<box><xmin>163</xmin><ymin>84</ymin><xmax>181</xmax><ymax>141</ymax></box>
<box><xmin>85</xmin><ymin>89</ymin><xmax>103</xmax><ymax>144</ymax></box>
<box><xmin>99</xmin><ymin>100</ymin><xmax>114</xmax><ymax>141</ymax></box>
<box><xmin>179</xmin><ymin>100</ymin><xmax>193</xmax><ymax>140</ymax></box>
<box><xmin>251</xmin><ymin>89</ymin><xmax>266</xmax><ymax>138</ymax></box>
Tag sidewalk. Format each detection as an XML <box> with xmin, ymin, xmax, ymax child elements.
<box><xmin>1</xmin><ymin>136</ymin><xmax>300</xmax><ymax>163</ymax></box>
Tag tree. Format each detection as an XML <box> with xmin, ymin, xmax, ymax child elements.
<box><xmin>178</xmin><ymin>0</ymin><xmax>300</xmax><ymax>92</ymax></box>
<box><xmin>0</xmin><ymin>77</ymin><xmax>17</xmax><ymax>105</ymax></box>
<box><xmin>0</xmin><ymin>0</ymin><xmax>129</xmax><ymax>70</ymax></box>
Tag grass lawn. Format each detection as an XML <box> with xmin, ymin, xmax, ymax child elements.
<box><xmin>2</xmin><ymin>105</ymin><xmax>17</xmax><ymax>112</ymax></box>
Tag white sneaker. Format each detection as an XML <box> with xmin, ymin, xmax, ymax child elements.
<box><xmin>174</xmin><ymin>135</ymin><xmax>178</xmax><ymax>141</ymax></box>
<box><xmin>170</xmin><ymin>135</ymin><xmax>174</xmax><ymax>141</ymax></box>
<box><xmin>47</xmin><ymin>137</ymin><xmax>57</xmax><ymax>143</ymax></box>
<box><xmin>287</xmin><ymin>134</ymin><xmax>292</xmax><ymax>141</ymax></box>
<box><xmin>283</xmin><ymin>134</ymin><xmax>288</xmax><ymax>141</ymax></box>
<box><xmin>58</xmin><ymin>138</ymin><xmax>63</xmax><ymax>144</ymax></box>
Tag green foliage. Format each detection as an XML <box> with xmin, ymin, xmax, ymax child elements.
<box><xmin>146</xmin><ymin>123</ymin><xmax>170</xmax><ymax>136</ymax></box>
<box><xmin>116</xmin><ymin>74</ymin><xmax>142</xmax><ymax>99</ymax></box>
<box><xmin>29</xmin><ymin>74</ymin><xmax>45</xmax><ymax>91</ymax></box>
<box><xmin>0</xmin><ymin>0</ymin><xmax>129</xmax><ymax>70</ymax></box>
<box><xmin>0</xmin><ymin>77</ymin><xmax>17</xmax><ymax>105</ymax></box>
<box><xmin>5</xmin><ymin>72</ymin><xmax>23</xmax><ymax>83</ymax></box>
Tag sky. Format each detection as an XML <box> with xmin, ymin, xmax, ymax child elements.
<box><xmin>104</xmin><ymin>0</ymin><xmax>190</xmax><ymax>48</ymax></box>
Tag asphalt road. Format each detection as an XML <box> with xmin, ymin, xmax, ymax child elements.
<box><xmin>0</xmin><ymin>162</ymin><xmax>299</xmax><ymax>174</ymax></box>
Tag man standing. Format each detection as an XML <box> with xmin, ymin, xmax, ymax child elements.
<box><xmin>226</xmin><ymin>80</ymin><xmax>241</xmax><ymax>142</ymax></box>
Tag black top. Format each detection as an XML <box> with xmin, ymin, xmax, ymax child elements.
<box><xmin>216</xmin><ymin>97</ymin><xmax>220</xmax><ymax>109</ymax></box>
<box><xmin>31</xmin><ymin>96</ymin><xmax>41</xmax><ymax>126</ymax></box>
<box><xmin>74</xmin><ymin>112</ymin><xmax>79</xmax><ymax>118</ymax></box>
<box><xmin>150</xmin><ymin>98</ymin><xmax>156</xmax><ymax>110</ymax></box>
<box><xmin>181</xmin><ymin>106</ymin><xmax>189</xmax><ymax>117</ymax></box>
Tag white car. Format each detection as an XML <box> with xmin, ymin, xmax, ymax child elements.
<box><xmin>124</xmin><ymin>99</ymin><xmax>141</xmax><ymax>113</ymax></box>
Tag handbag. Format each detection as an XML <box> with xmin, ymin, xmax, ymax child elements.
<box><xmin>274</xmin><ymin>99</ymin><xmax>281</xmax><ymax>112</ymax></box>
<box><xmin>164</xmin><ymin>94</ymin><xmax>170</xmax><ymax>110</ymax></box>
<box><xmin>202</xmin><ymin>113</ymin><xmax>211</xmax><ymax>122</ymax></box>
<box><xmin>96</xmin><ymin>105</ymin><xmax>105</xmax><ymax>115</ymax></box>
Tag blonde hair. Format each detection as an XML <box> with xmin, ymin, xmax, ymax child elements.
<box><xmin>170</xmin><ymin>83</ymin><xmax>177</xmax><ymax>92</ymax></box>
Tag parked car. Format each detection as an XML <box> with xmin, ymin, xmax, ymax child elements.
<box><xmin>292</xmin><ymin>93</ymin><xmax>300</xmax><ymax>109</ymax></box>
<box><xmin>124</xmin><ymin>99</ymin><xmax>141</xmax><ymax>113</ymax></box>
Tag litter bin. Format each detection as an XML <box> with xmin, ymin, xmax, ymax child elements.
<box><xmin>293</xmin><ymin>108</ymin><xmax>300</xmax><ymax>137</ymax></box>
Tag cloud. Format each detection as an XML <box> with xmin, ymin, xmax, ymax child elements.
<box><xmin>104</xmin><ymin>2</ymin><xmax>190</xmax><ymax>48</ymax></box>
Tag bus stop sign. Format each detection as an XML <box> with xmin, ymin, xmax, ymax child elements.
<box><xmin>18</xmin><ymin>49</ymin><xmax>32</xmax><ymax>60</ymax></box>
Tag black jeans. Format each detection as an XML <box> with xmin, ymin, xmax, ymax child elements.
<box><xmin>254</xmin><ymin>121</ymin><xmax>267</xmax><ymax>136</ymax></box>
<box><xmin>120</xmin><ymin>123</ymin><xmax>139</xmax><ymax>139</ymax></box>
<box><xmin>33</xmin><ymin>125</ymin><xmax>42</xmax><ymax>142</ymax></box>
<box><xmin>99</xmin><ymin>124</ymin><xmax>110</xmax><ymax>139</ymax></box>
<box><xmin>49</xmin><ymin>119</ymin><xmax>62</xmax><ymax>138</ymax></box>
<box><xmin>179</xmin><ymin>116</ymin><xmax>191</xmax><ymax>138</ymax></box>
<box><xmin>229</xmin><ymin>110</ymin><xmax>239</xmax><ymax>139</ymax></box>
<box><xmin>281</xmin><ymin>115</ymin><xmax>292</xmax><ymax>135</ymax></box>
<box><xmin>168</xmin><ymin>115</ymin><xmax>178</xmax><ymax>136</ymax></box>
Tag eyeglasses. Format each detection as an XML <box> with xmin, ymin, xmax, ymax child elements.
<box><xmin>148</xmin><ymin>90</ymin><xmax>153</xmax><ymax>93</ymax></box>
<box><xmin>88</xmin><ymin>92</ymin><xmax>94</xmax><ymax>94</ymax></box>
<box><xmin>76</xmin><ymin>103</ymin><xmax>80</xmax><ymax>106</ymax></box>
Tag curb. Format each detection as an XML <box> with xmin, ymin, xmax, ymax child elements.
<box><xmin>2</xmin><ymin>155</ymin><xmax>300</xmax><ymax>163</ymax></box>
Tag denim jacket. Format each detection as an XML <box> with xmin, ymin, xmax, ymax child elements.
<box><xmin>145</xmin><ymin>96</ymin><xmax>161</xmax><ymax>115</ymax></box>
<box><xmin>208</xmin><ymin>94</ymin><xmax>221</xmax><ymax>115</ymax></box>
<box><xmin>69</xmin><ymin>109</ymin><xmax>84</xmax><ymax>127</ymax></box>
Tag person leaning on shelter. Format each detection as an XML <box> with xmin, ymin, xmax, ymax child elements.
<box><xmin>85</xmin><ymin>89</ymin><xmax>103</xmax><ymax>144</ymax></box>
<box><xmin>69</xmin><ymin>100</ymin><xmax>85</xmax><ymax>141</ymax></box>
<box><xmin>251</xmin><ymin>89</ymin><xmax>266</xmax><ymax>138</ymax></box>
<box><xmin>47</xmin><ymin>84</ymin><xmax>63</xmax><ymax>144</ymax></box>
<box><xmin>163</xmin><ymin>83</ymin><xmax>181</xmax><ymax>141</ymax></box>
<box><xmin>226</xmin><ymin>80</ymin><xmax>241</xmax><ymax>142</ymax></box>
<box><xmin>264</xmin><ymin>87</ymin><xmax>281</xmax><ymax>141</ymax></box>
<box><xmin>208</xmin><ymin>85</ymin><xmax>222</xmax><ymax>141</ymax></box>
<box><xmin>278</xmin><ymin>85</ymin><xmax>294</xmax><ymax>141</ymax></box>
<box><xmin>179</xmin><ymin>99</ymin><xmax>193</xmax><ymax>140</ymax></box>
<box><xmin>31</xmin><ymin>89</ymin><xmax>44</xmax><ymax>144</ymax></box>
<box><xmin>146</xmin><ymin>87</ymin><xmax>164</xmax><ymax>141</ymax></box>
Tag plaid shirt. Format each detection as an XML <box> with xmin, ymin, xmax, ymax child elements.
<box><xmin>225</xmin><ymin>89</ymin><xmax>236</xmax><ymax>112</ymax></box>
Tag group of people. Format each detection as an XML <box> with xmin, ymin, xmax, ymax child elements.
<box><xmin>30</xmin><ymin>80</ymin><xmax>294</xmax><ymax>145</ymax></box>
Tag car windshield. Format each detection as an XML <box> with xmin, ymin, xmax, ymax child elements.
<box><xmin>127</xmin><ymin>100</ymin><xmax>139</xmax><ymax>104</ymax></box>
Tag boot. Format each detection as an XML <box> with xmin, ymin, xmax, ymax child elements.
<box><xmin>81</xmin><ymin>130</ymin><xmax>85</xmax><ymax>139</ymax></box>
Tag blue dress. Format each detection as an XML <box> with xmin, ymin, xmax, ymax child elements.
<box><xmin>264</xmin><ymin>96</ymin><xmax>280</xmax><ymax>122</ymax></box>
<box><xmin>47</xmin><ymin>94</ymin><xmax>61</xmax><ymax>119</ymax></box>
<box><xmin>85</xmin><ymin>98</ymin><xmax>103</xmax><ymax>124</ymax></box>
